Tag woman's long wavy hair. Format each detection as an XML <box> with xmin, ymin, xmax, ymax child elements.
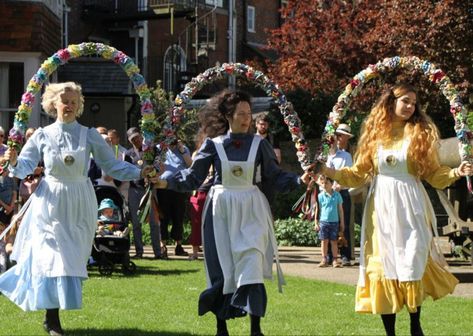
<box><xmin>355</xmin><ymin>83</ymin><xmax>440</xmax><ymax>177</ymax></box>
<box><xmin>194</xmin><ymin>89</ymin><xmax>252</xmax><ymax>147</ymax></box>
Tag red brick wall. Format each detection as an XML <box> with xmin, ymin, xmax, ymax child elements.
<box><xmin>0</xmin><ymin>2</ymin><xmax>61</xmax><ymax>55</ymax></box>
<box><xmin>235</xmin><ymin>0</ymin><xmax>280</xmax><ymax>60</ymax></box>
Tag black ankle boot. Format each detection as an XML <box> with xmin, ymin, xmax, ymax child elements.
<box><xmin>44</xmin><ymin>309</ymin><xmax>64</xmax><ymax>336</ymax></box>
<box><xmin>381</xmin><ymin>313</ymin><xmax>396</xmax><ymax>336</ymax></box>
<box><xmin>216</xmin><ymin>317</ymin><xmax>229</xmax><ymax>336</ymax></box>
<box><xmin>250</xmin><ymin>314</ymin><xmax>263</xmax><ymax>336</ymax></box>
<box><xmin>410</xmin><ymin>306</ymin><xmax>424</xmax><ymax>336</ymax></box>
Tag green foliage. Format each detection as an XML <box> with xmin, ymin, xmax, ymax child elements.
<box><xmin>149</xmin><ymin>80</ymin><xmax>200</xmax><ymax>149</ymax></box>
<box><xmin>274</xmin><ymin>217</ymin><xmax>319</xmax><ymax>247</ymax></box>
<box><xmin>467</xmin><ymin>110</ymin><xmax>473</xmax><ymax>132</ymax></box>
<box><xmin>270</xmin><ymin>88</ymin><xmax>337</xmax><ymax>141</ymax></box>
<box><xmin>272</xmin><ymin>184</ymin><xmax>307</xmax><ymax>220</ymax></box>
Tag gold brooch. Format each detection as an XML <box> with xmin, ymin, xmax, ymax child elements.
<box><xmin>231</xmin><ymin>165</ymin><xmax>243</xmax><ymax>177</ymax></box>
<box><xmin>386</xmin><ymin>155</ymin><xmax>397</xmax><ymax>166</ymax></box>
<box><xmin>64</xmin><ymin>155</ymin><xmax>75</xmax><ymax>166</ymax></box>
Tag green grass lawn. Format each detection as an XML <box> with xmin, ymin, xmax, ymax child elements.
<box><xmin>1</xmin><ymin>259</ymin><xmax>472</xmax><ymax>335</ymax></box>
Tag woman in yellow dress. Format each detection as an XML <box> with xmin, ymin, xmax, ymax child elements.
<box><xmin>322</xmin><ymin>83</ymin><xmax>473</xmax><ymax>336</ymax></box>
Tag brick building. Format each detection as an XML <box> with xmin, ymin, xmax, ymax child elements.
<box><xmin>0</xmin><ymin>0</ymin><xmax>284</xmax><ymax>136</ymax></box>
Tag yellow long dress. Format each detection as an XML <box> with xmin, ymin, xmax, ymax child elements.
<box><xmin>326</xmin><ymin>123</ymin><xmax>459</xmax><ymax>314</ymax></box>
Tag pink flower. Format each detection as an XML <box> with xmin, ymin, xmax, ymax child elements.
<box><xmin>432</xmin><ymin>70</ymin><xmax>445</xmax><ymax>83</ymax></box>
<box><xmin>21</xmin><ymin>92</ymin><xmax>35</xmax><ymax>105</ymax></box>
<box><xmin>350</xmin><ymin>79</ymin><xmax>360</xmax><ymax>89</ymax></box>
<box><xmin>57</xmin><ymin>49</ymin><xmax>71</xmax><ymax>63</ymax></box>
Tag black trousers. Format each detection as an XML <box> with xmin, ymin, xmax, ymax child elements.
<box><xmin>156</xmin><ymin>189</ymin><xmax>188</xmax><ymax>241</ymax></box>
<box><xmin>339</xmin><ymin>189</ymin><xmax>352</xmax><ymax>260</ymax></box>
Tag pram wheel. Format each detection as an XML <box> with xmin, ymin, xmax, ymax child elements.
<box><xmin>98</xmin><ymin>260</ymin><xmax>114</xmax><ymax>276</ymax></box>
<box><xmin>122</xmin><ymin>261</ymin><xmax>136</xmax><ymax>275</ymax></box>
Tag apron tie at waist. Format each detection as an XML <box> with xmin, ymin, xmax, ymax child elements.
<box><xmin>212</xmin><ymin>184</ymin><xmax>257</xmax><ymax>191</ymax></box>
<box><xmin>45</xmin><ymin>175</ymin><xmax>88</xmax><ymax>183</ymax></box>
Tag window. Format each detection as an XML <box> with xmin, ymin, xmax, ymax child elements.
<box><xmin>247</xmin><ymin>6</ymin><xmax>255</xmax><ymax>32</ymax></box>
<box><xmin>0</xmin><ymin>62</ymin><xmax>24</xmax><ymax>129</ymax></box>
<box><xmin>205</xmin><ymin>0</ymin><xmax>223</xmax><ymax>7</ymax></box>
<box><xmin>163</xmin><ymin>45</ymin><xmax>187</xmax><ymax>93</ymax></box>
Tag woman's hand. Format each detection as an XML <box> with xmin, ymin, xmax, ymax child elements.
<box><xmin>5</xmin><ymin>148</ymin><xmax>17</xmax><ymax>167</ymax></box>
<box><xmin>300</xmin><ymin>172</ymin><xmax>313</xmax><ymax>185</ymax></box>
<box><xmin>456</xmin><ymin>161</ymin><xmax>473</xmax><ymax>177</ymax></box>
<box><xmin>141</xmin><ymin>165</ymin><xmax>157</xmax><ymax>179</ymax></box>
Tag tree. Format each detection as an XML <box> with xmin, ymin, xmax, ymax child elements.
<box><xmin>267</xmin><ymin>0</ymin><xmax>473</xmax><ymax>133</ymax></box>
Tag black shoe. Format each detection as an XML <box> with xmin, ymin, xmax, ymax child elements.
<box><xmin>43</xmin><ymin>321</ymin><xmax>64</xmax><ymax>336</ymax></box>
<box><xmin>132</xmin><ymin>253</ymin><xmax>143</xmax><ymax>259</ymax></box>
<box><xmin>175</xmin><ymin>245</ymin><xmax>189</xmax><ymax>256</ymax></box>
<box><xmin>161</xmin><ymin>246</ymin><xmax>168</xmax><ymax>259</ymax></box>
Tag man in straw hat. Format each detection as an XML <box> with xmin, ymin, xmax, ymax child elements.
<box><xmin>326</xmin><ymin>123</ymin><xmax>354</xmax><ymax>266</ymax></box>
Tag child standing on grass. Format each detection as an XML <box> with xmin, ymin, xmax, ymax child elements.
<box><xmin>314</xmin><ymin>175</ymin><xmax>344</xmax><ymax>268</ymax></box>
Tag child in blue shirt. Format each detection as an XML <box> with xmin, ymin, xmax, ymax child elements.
<box><xmin>315</xmin><ymin>175</ymin><xmax>344</xmax><ymax>267</ymax></box>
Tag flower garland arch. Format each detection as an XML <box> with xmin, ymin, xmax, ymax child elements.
<box><xmin>317</xmin><ymin>56</ymin><xmax>472</xmax><ymax>191</ymax></box>
<box><xmin>7</xmin><ymin>42</ymin><xmax>157</xmax><ymax>164</ymax></box>
<box><xmin>157</xmin><ymin>62</ymin><xmax>311</xmax><ymax>171</ymax></box>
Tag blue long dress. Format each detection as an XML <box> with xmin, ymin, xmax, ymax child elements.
<box><xmin>0</xmin><ymin>120</ymin><xmax>141</xmax><ymax>311</ymax></box>
<box><xmin>165</xmin><ymin>132</ymin><xmax>300</xmax><ymax>319</ymax></box>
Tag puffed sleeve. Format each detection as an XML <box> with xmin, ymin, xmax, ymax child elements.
<box><xmin>325</xmin><ymin>156</ymin><xmax>372</xmax><ymax>188</ymax></box>
<box><xmin>8</xmin><ymin>129</ymin><xmax>44</xmax><ymax>179</ymax></box>
<box><xmin>89</xmin><ymin>128</ymin><xmax>141</xmax><ymax>181</ymax></box>
<box><xmin>166</xmin><ymin>138</ymin><xmax>215</xmax><ymax>192</ymax></box>
<box><xmin>423</xmin><ymin>166</ymin><xmax>459</xmax><ymax>189</ymax></box>
<box><xmin>260</xmin><ymin>139</ymin><xmax>300</xmax><ymax>193</ymax></box>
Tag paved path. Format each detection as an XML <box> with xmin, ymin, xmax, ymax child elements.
<box><xmin>141</xmin><ymin>245</ymin><xmax>473</xmax><ymax>299</ymax></box>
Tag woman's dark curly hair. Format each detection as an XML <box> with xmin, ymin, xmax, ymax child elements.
<box><xmin>195</xmin><ymin>89</ymin><xmax>252</xmax><ymax>147</ymax></box>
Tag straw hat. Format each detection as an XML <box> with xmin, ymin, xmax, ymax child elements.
<box><xmin>335</xmin><ymin>123</ymin><xmax>354</xmax><ymax>138</ymax></box>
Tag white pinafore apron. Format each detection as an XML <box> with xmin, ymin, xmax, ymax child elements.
<box><xmin>11</xmin><ymin>126</ymin><xmax>97</xmax><ymax>278</ymax></box>
<box><xmin>358</xmin><ymin>140</ymin><xmax>443</xmax><ymax>286</ymax></box>
<box><xmin>203</xmin><ymin>135</ymin><xmax>285</xmax><ymax>295</ymax></box>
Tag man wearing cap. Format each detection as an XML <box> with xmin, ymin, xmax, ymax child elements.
<box><xmin>326</xmin><ymin>123</ymin><xmax>354</xmax><ymax>266</ymax></box>
<box><xmin>125</xmin><ymin>127</ymin><xmax>161</xmax><ymax>259</ymax></box>
<box><xmin>156</xmin><ymin>139</ymin><xmax>192</xmax><ymax>257</ymax></box>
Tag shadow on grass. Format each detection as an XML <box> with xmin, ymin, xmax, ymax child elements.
<box><xmin>87</xmin><ymin>267</ymin><xmax>200</xmax><ymax>278</ymax></box>
<box><xmin>65</xmin><ymin>328</ymin><xmax>193</xmax><ymax>335</ymax></box>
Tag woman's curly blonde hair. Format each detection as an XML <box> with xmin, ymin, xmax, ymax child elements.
<box><xmin>355</xmin><ymin>83</ymin><xmax>440</xmax><ymax>178</ymax></box>
<box><xmin>41</xmin><ymin>82</ymin><xmax>84</xmax><ymax>118</ymax></box>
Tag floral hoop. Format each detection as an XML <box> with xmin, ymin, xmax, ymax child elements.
<box><xmin>7</xmin><ymin>42</ymin><xmax>157</xmax><ymax>163</ymax></box>
<box><xmin>318</xmin><ymin>56</ymin><xmax>473</xmax><ymax>191</ymax></box>
<box><xmin>158</xmin><ymin>62</ymin><xmax>311</xmax><ymax>170</ymax></box>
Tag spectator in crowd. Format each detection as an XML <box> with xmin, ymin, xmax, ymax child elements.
<box><xmin>188</xmin><ymin>138</ymin><xmax>214</xmax><ymax>260</ymax></box>
<box><xmin>314</xmin><ymin>175</ymin><xmax>344</xmax><ymax>268</ymax></box>
<box><xmin>0</xmin><ymin>168</ymin><xmax>17</xmax><ymax>226</ymax></box>
<box><xmin>25</xmin><ymin>128</ymin><xmax>36</xmax><ymax>142</ymax></box>
<box><xmin>0</xmin><ymin>223</ymin><xmax>7</xmax><ymax>274</ymax></box>
<box><xmin>156</xmin><ymin>139</ymin><xmax>193</xmax><ymax>257</ymax></box>
<box><xmin>255</xmin><ymin>114</ymin><xmax>281</xmax><ymax>163</ymax></box>
<box><xmin>254</xmin><ymin>114</ymin><xmax>281</xmax><ymax>207</ymax></box>
<box><xmin>326</xmin><ymin>123</ymin><xmax>353</xmax><ymax>266</ymax></box>
<box><xmin>125</xmin><ymin>127</ymin><xmax>161</xmax><ymax>259</ymax></box>
<box><xmin>0</xmin><ymin>127</ymin><xmax>8</xmax><ymax>156</ymax></box>
<box><xmin>96</xmin><ymin>126</ymin><xmax>108</xmax><ymax>136</ymax></box>
<box><xmin>107</xmin><ymin>129</ymin><xmax>130</xmax><ymax>203</ymax></box>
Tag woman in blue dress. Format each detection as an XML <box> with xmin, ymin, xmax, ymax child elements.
<box><xmin>0</xmin><ymin>82</ymin><xmax>147</xmax><ymax>335</ymax></box>
<box><xmin>154</xmin><ymin>89</ymin><xmax>308</xmax><ymax>336</ymax></box>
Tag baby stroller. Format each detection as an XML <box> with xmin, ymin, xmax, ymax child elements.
<box><xmin>89</xmin><ymin>185</ymin><xmax>136</xmax><ymax>276</ymax></box>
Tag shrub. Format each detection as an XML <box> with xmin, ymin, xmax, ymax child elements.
<box><xmin>272</xmin><ymin>184</ymin><xmax>307</xmax><ymax>220</ymax></box>
<box><xmin>274</xmin><ymin>217</ymin><xmax>319</xmax><ymax>247</ymax></box>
